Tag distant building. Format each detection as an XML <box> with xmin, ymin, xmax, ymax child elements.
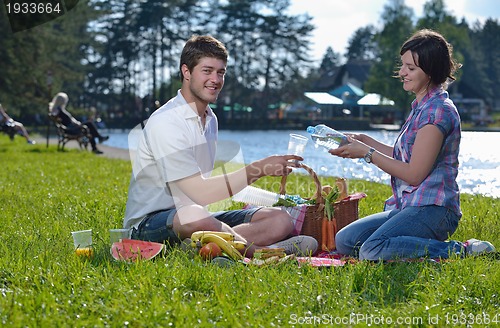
<box><xmin>313</xmin><ymin>59</ymin><xmax>371</xmax><ymax>92</ymax></box>
<box><xmin>309</xmin><ymin>58</ymin><xmax>496</xmax><ymax>128</ymax></box>
<box><xmin>307</xmin><ymin>60</ymin><xmax>398</xmax><ymax>129</ymax></box>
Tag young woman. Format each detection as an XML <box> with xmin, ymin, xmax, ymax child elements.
<box><xmin>329</xmin><ymin>29</ymin><xmax>495</xmax><ymax>260</ymax></box>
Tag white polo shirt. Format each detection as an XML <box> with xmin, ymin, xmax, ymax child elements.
<box><xmin>124</xmin><ymin>90</ymin><xmax>217</xmax><ymax>229</ymax></box>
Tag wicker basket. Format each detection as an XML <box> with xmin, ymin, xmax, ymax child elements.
<box><xmin>279</xmin><ymin>163</ymin><xmax>363</xmax><ymax>251</ymax></box>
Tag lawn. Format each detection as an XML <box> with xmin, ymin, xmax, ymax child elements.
<box><xmin>1</xmin><ymin>137</ymin><xmax>499</xmax><ymax>327</ymax></box>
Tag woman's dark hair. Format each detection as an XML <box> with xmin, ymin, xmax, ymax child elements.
<box><xmin>179</xmin><ymin>35</ymin><xmax>228</xmax><ymax>81</ymax></box>
<box><xmin>400</xmin><ymin>29</ymin><xmax>461</xmax><ymax>87</ymax></box>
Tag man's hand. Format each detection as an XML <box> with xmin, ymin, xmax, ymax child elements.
<box><xmin>247</xmin><ymin>154</ymin><xmax>303</xmax><ymax>181</ymax></box>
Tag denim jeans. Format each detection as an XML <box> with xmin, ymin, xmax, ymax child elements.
<box><xmin>131</xmin><ymin>207</ymin><xmax>260</xmax><ymax>245</ymax></box>
<box><xmin>335</xmin><ymin>205</ymin><xmax>463</xmax><ymax>260</ymax></box>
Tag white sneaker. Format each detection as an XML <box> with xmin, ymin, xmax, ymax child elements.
<box><xmin>271</xmin><ymin>235</ymin><xmax>318</xmax><ymax>256</ymax></box>
<box><xmin>464</xmin><ymin>239</ymin><xmax>496</xmax><ymax>255</ymax></box>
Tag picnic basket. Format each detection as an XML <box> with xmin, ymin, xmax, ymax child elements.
<box><xmin>279</xmin><ymin>163</ymin><xmax>364</xmax><ymax>251</ymax></box>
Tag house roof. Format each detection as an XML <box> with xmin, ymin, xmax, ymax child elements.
<box><xmin>312</xmin><ymin>59</ymin><xmax>372</xmax><ymax>92</ymax></box>
<box><xmin>341</xmin><ymin>60</ymin><xmax>372</xmax><ymax>86</ymax></box>
<box><xmin>312</xmin><ymin>69</ymin><xmax>339</xmax><ymax>92</ymax></box>
<box><xmin>358</xmin><ymin>93</ymin><xmax>395</xmax><ymax>106</ymax></box>
<box><xmin>330</xmin><ymin>82</ymin><xmax>365</xmax><ymax>98</ymax></box>
<box><xmin>304</xmin><ymin>92</ymin><xmax>343</xmax><ymax>105</ymax></box>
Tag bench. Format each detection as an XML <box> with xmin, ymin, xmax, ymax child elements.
<box><xmin>48</xmin><ymin>113</ymin><xmax>91</xmax><ymax>151</ymax></box>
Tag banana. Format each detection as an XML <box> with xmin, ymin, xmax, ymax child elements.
<box><xmin>191</xmin><ymin>231</ymin><xmax>235</xmax><ymax>242</ymax></box>
<box><xmin>229</xmin><ymin>240</ymin><xmax>247</xmax><ymax>251</ymax></box>
<box><xmin>200</xmin><ymin>234</ymin><xmax>243</xmax><ymax>261</ymax></box>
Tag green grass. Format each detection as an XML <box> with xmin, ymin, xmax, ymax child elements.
<box><xmin>1</xmin><ymin>137</ymin><xmax>499</xmax><ymax>327</ymax></box>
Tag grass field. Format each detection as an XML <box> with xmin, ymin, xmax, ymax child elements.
<box><xmin>1</xmin><ymin>137</ymin><xmax>499</xmax><ymax>327</ymax></box>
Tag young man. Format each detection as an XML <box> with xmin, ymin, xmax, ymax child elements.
<box><xmin>124</xmin><ymin>35</ymin><xmax>317</xmax><ymax>257</ymax></box>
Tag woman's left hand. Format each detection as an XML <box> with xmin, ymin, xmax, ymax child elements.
<box><xmin>328</xmin><ymin>137</ymin><xmax>370</xmax><ymax>159</ymax></box>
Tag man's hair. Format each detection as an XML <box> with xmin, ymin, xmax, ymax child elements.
<box><xmin>179</xmin><ymin>35</ymin><xmax>228</xmax><ymax>81</ymax></box>
<box><xmin>400</xmin><ymin>29</ymin><xmax>461</xmax><ymax>87</ymax></box>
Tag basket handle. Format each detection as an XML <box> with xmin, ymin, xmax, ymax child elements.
<box><xmin>279</xmin><ymin>162</ymin><xmax>324</xmax><ymax>206</ymax></box>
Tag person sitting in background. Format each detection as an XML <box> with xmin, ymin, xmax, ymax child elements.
<box><xmin>0</xmin><ymin>103</ymin><xmax>36</xmax><ymax>144</ymax></box>
<box><xmin>88</xmin><ymin>106</ymin><xmax>107</xmax><ymax>130</ymax></box>
<box><xmin>49</xmin><ymin>92</ymin><xmax>109</xmax><ymax>154</ymax></box>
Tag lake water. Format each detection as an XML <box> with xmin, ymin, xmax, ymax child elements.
<box><xmin>103</xmin><ymin>128</ymin><xmax>500</xmax><ymax>198</ymax></box>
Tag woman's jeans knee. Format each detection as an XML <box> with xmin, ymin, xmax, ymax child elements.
<box><xmin>335</xmin><ymin>211</ymin><xmax>392</xmax><ymax>257</ymax></box>
<box><xmin>337</xmin><ymin>206</ymin><xmax>461</xmax><ymax>260</ymax></box>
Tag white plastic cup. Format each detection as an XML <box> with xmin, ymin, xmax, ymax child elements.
<box><xmin>287</xmin><ymin>133</ymin><xmax>308</xmax><ymax>164</ymax></box>
<box><xmin>109</xmin><ymin>228</ymin><xmax>131</xmax><ymax>244</ymax></box>
<box><xmin>71</xmin><ymin>229</ymin><xmax>92</xmax><ymax>249</ymax></box>
<box><xmin>71</xmin><ymin>229</ymin><xmax>93</xmax><ymax>257</ymax></box>
<box><xmin>232</xmin><ymin>186</ymin><xmax>280</xmax><ymax>206</ymax></box>
<box><xmin>288</xmin><ymin>133</ymin><xmax>308</xmax><ymax>156</ymax></box>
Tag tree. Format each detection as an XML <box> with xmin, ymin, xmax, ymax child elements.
<box><xmin>216</xmin><ymin>0</ymin><xmax>314</xmax><ymax>119</ymax></box>
<box><xmin>1</xmin><ymin>0</ymin><xmax>497</xmax><ymax>129</ymax></box>
<box><xmin>84</xmin><ymin>0</ymin><xmax>199</xmax><ymax>125</ymax></box>
<box><xmin>257</xmin><ymin>2</ymin><xmax>314</xmax><ymax>108</ymax></box>
<box><xmin>134</xmin><ymin>0</ymin><xmax>199</xmax><ymax>110</ymax></box>
<box><xmin>474</xmin><ymin>19</ymin><xmax>500</xmax><ymax>106</ymax></box>
<box><xmin>345</xmin><ymin>25</ymin><xmax>378</xmax><ymax>61</ymax></box>
<box><xmin>461</xmin><ymin>18</ymin><xmax>499</xmax><ymax>109</ymax></box>
<box><xmin>0</xmin><ymin>0</ymin><xmax>98</xmax><ymax>123</ymax></box>
<box><xmin>416</xmin><ymin>0</ymin><xmax>492</xmax><ymax>105</ymax></box>
<box><xmin>319</xmin><ymin>47</ymin><xmax>341</xmax><ymax>74</ymax></box>
<box><xmin>364</xmin><ymin>0</ymin><xmax>415</xmax><ymax>115</ymax></box>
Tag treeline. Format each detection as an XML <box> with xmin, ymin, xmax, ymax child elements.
<box><xmin>0</xmin><ymin>0</ymin><xmax>498</xmax><ymax>129</ymax></box>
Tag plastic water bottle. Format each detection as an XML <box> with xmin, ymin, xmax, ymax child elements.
<box><xmin>232</xmin><ymin>187</ymin><xmax>308</xmax><ymax>207</ymax></box>
<box><xmin>306</xmin><ymin>124</ymin><xmax>349</xmax><ymax>150</ymax></box>
<box><xmin>232</xmin><ymin>186</ymin><xmax>280</xmax><ymax>206</ymax></box>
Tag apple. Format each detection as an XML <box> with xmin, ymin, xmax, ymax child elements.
<box><xmin>199</xmin><ymin>242</ymin><xmax>223</xmax><ymax>261</ymax></box>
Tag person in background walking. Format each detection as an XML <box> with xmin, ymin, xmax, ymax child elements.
<box><xmin>329</xmin><ymin>29</ymin><xmax>495</xmax><ymax>260</ymax></box>
<box><xmin>49</xmin><ymin>92</ymin><xmax>109</xmax><ymax>154</ymax></box>
<box><xmin>0</xmin><ymin>103</ymin><xmax>36</xmax><ymax>144</ymax></box>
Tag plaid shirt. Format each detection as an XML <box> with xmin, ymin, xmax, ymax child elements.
<box><xmin>384</xmin><ymin>87</ymin><xmax>462</xmax><ymax>217</ymax></box>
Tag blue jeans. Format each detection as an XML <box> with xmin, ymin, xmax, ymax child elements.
<box><xmin>131</xmin><ymin>207</ymin><xmax>260</xmax><ymax>245</ymax></box>
<box><xmin>335</xmin><ymin>205</ymin><xmax>463</xmax><ymax>260</ymax></box>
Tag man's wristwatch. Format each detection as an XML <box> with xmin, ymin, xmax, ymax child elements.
<box><xmin>364</xmin><ymin>148</ymin><xmax>375</xmax><ymax>164</ymax></box>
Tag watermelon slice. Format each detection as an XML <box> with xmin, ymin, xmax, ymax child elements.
<box><xmin>111</xmin><ymin>238</ymin><xmax>164</xmax><ymax>262</ymax></box>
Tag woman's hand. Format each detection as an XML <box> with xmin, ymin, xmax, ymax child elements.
<box><xmin>329</xmin><ymin>136</ymin><xmax>370</xmax><ymax>159</ymax></box>
<box><xmin>344</xmin><ymin>132</ymin><xmax>367</xmax><ymax>142</ymax></box>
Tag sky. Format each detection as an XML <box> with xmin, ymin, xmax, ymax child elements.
<box><xmin>287</xmin><ymin>0</ymin><xmax>500</xmax><ymax>62</ymax></box>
